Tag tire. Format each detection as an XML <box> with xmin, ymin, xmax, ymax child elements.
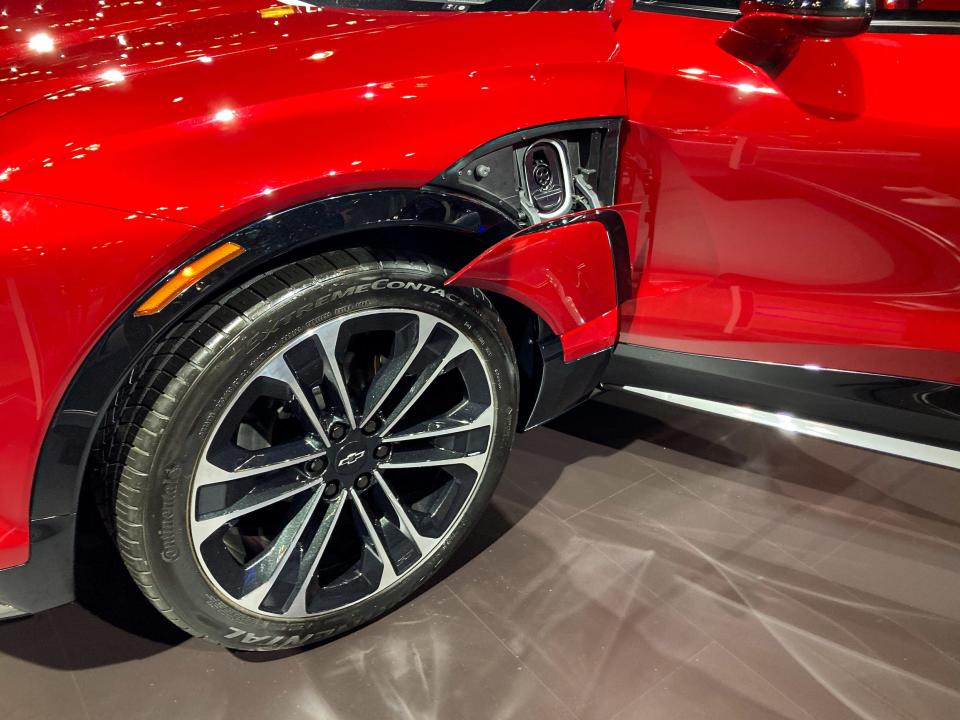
<box><xmin>110</xmin><ymin>247</ymin><xmax>518</xmax><ymax>651</ymax></box>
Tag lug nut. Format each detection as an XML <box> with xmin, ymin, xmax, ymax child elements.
<box><xmin>373</xmin><ymin>444</ymin><xmax>390</xmax><ymax>460</ymax></box>
<box><xmin>329</xmin><ymin>423</ymin><xmax>347</xmax><ymax>442</ymax></box>
<box><xmin>355</xmin><ymin>473</ymin><xmax>371</xmax><ymax>491</ymax></box>
<box><xmin>361</xmin><ymin>418</ymin><xmax>379</xmax><ymax>435</ymax></box>
<box><xmin>306</xmin><ymin>457</ymin><xmax>327</xmax><ymax>476</ymax></box>
<box><xmin>322</xmin><ymin>480</ymin><xmax>340</xmax><ymax>498</ymax></box>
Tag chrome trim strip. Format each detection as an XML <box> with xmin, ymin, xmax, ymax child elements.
<box><xmin>873</xmin><ymin>18</ymin><xmax>960</xmax><ymax>31</ymax></box>
<box><xmin>633</xmin><ymin>1</ymin><xmax>739</xmax><ymax>17</ymax></box>
<box><xmin>614</xmin><ymin>385</ymin><xmax>960</xmax><ymax>470</ymax></box>
<box><xmin>0</xmin><ymin>602</ymin><xmax>26</xmax><ymax>620</ymax></box>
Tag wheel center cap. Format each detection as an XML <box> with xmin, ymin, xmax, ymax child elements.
<box><xmin>335</xmin><ymin>440</ymin><xmax>367</xmax><ymax>471</ymax></box>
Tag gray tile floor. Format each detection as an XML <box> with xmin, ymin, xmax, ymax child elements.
<box><xmin>3</xmin><ymin>391</ymin><xmax>960</xmax><ymax>720</ymax></box>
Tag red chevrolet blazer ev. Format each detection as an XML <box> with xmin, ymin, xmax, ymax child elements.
<box><xmin>1</xmin><ymin>0</ymin><xmax>957</xmax><ymax>650</ymax></box>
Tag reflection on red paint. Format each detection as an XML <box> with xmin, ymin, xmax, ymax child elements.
<box><xmin>616</xmin><ymin>12</ymin><xmax>960</xmax><ymax>383</ymax></box>
<box><xmin>448</xmin><ymin>220</ymin><xmax>619</xmax><ymax>362</ymax></box>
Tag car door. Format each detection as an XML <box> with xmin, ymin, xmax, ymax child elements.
<box><xmin>605</xmin><ymin>0</ymin><xmax>960</xmax><ymax>465</ymax></box>
<box><xmin>616</xmin><ymin>0</ymin><xmax>960</xmax><ymax>382</ymax></box>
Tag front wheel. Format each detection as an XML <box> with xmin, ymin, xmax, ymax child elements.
<box><xmin>110</xmin><ymin>248</ymin><xmax>517</xmax><ymax>650</ymax></box>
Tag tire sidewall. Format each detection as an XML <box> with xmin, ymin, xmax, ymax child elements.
<box><xmin>137</xmin><ymin>264</ymin><xmax>516</xmax><ymax>650</ymax></box>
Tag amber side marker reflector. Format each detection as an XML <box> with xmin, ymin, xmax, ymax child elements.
<box><xmin>259</xmin><ymin>6</ymin><xmax>295</xmax><ymax>19</ymax></box>
<box><xmin>135</xmin><ymin>242</ymin><xmax>245</xmax><ymax>317</ymax></box>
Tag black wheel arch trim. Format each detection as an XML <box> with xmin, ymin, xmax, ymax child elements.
<box><xmin>0</xmin><ymin>515</ymin><xmax>75</xmax><ymax>617</ymax></box>
<box><xmin>525</xmin><ymin>340</ymin><xmax>611</xmax><ymax>430</ymax></box>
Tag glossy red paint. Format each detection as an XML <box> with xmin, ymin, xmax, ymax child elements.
<box><xmin>561</xmin><ymin>309</ymin><xmax>620</xmax><ymax>361</ymax></box>
<box><xmin>0</xmin><ymin>191</ymin><xmax>191</xmax><ymax>567</ymax></box>
<box><xmin>448</xmin><ymin>220</ymin><xmax>620</xmax><ymax>362</ymax></box>
<box><xmin>0</xmin><ymin>3</ymin><xmax>623</xmax><ymax>233</ymax></box>
<box><xmin>616</xmin><ymin>11</ymin><xmax>960</xmax><ymax>383</ymax></box>
<box><xmin>0</xmin><ymin>3</ymin><xmax>624</xmax><ymax>570</ymax></box>
<box><xmin>3</xmin><ymin>0</ymin><xmax>959</xmax><ymax>594</ymax></box>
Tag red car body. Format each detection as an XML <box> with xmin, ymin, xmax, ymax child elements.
<box><xmin>2</xmin><ymin>0</ymin><xmax>958</xmax><ymax>615</ymax></box>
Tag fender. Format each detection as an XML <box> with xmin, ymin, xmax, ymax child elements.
<box><xmin>448</xmin><ymin>207</ymin><xmax>639</xmax><ymax>428</ymax></box>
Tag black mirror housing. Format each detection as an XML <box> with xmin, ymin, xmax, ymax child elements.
<box><xmin>718</xmin><ymin>0</ymin><xmax>874</xmax><ymax>69</ymax></box>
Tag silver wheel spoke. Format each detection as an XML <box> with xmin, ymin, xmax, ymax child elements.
<box><xmin>194</xmin><ymin>442</ymin><xmax>324</xmax><ymax>488</ymax></box>
<box><xmin>360</xmin><ymin>314</ymin><xmax>439</xmax><ymax>426</ymax></box>
<box><xmin>380</xmin><ymin>335</ymin><xmax>473</xmax><ymax>435</ymax></box>
<box><xmin>261</xmin><ymin>354</ymin><xmax>331</xmax><ymax>446</ymax></box>
<box><xmin>349</xmin><ymin>488</ymin><xmax>399</xmax><ymax>592</ymax></box>
<box><xmin>193</xmin><ymin>475</ymin><xmax>324</xmax><ymax>545</ymax></box>
<box><xmin>314</xmin><ymin>321</ymin><xmax>357</xmax><ymax>429</ymax></box>
<box><xmin>238</xmin><ymin>488</ymin><xmax>324</xmax><ymax>611</ymax></box>
<box><xmin>284</xmin><ymin>492</ymin><xmax>349</xmax><ymax>617</ymax></box>
<box><xmin>380</xmin><ymin>446</ymin><xmax>487</xmax><ymax>474</ymax></box>
<box><xmin>385</xmin><ymin>403</ymin><xmax>494</xmax><ymax>442</ymax></box>
<box><xmin>374</xmin><ymin>471</ymin><xmax>439</xmax><ymax>557</ymax></box>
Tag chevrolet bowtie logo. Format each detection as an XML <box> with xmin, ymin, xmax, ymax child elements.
<box><xmin>338</xmin><ymin>450</ymin><xmax>365</xmax><ymax>468</ymax></box>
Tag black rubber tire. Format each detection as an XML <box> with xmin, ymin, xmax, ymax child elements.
<box><xmin>109</xmin><ymin>247</ymin><xmax>518</xmax><ymax>651</ymax></box>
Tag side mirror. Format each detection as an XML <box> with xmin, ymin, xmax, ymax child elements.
<box><xmin>718</xmin><ymin>0</ymin><xmax>874</xmax><ymax>69</ymax></box>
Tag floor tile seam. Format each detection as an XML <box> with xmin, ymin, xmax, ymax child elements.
<box><xmin>443</xmin><ymin>583</ymin><xmax>582</xmax><ymax>720</ymax></box>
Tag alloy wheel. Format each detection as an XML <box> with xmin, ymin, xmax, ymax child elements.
<box><xmin>189</xmin><ymin>309</ymin><xmax>495</xmax><ymax>619</ymax></box>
